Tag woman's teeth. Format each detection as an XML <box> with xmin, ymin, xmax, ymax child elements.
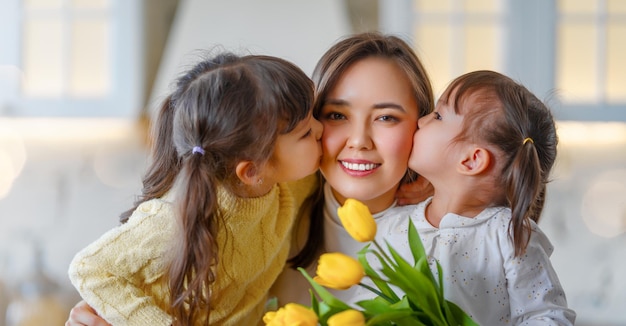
<box><xmin>341</xmin><ymin>161</ymin><xmax>379</xmax><ymax>171</ymax></box>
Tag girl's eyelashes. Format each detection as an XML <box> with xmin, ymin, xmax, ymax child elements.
<box><xmin>301</xmin><ymin>129</ymin><xmax>312</xmax><ymax>139</ymax></box>
<box><xmin>433</xmin><ymin>112</ymin><xmax>442</xmax><ymax>120</ymax></box>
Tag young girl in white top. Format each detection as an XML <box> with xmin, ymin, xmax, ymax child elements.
<box><xmin>357</xmin><ymin>70</ymin><xmax>576</xmax><ymax>325</ymax></box>
<box><xmin>68</xmin><ymin>52</ymin><xmax>322</xmax><ymax>326</ymax></box>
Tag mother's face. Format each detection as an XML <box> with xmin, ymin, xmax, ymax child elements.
<box><xmin>318</xmin><ymin>57</ymin><xmax>419</xmax><ymax>213</ymax></box>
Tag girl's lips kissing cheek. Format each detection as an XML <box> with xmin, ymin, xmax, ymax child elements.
<box><xmin>339</xmin><ymin>160</ymin><xmax>381</xmax><ymax>177</ymax></box>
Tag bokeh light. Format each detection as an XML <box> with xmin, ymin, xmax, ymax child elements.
<box><xmin>0</xmin><ymin>123</ymin><xmax>27</xmax><ymax>199</ymax></box>
<box><xmin>581</xmin><ymin>169</ymin><xmax>626</xmax><ymax>238</ymax></box>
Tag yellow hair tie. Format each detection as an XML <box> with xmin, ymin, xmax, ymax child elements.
<box><xmin>523</xmin><ymin>137</ymin><xmax>534</xmax><ymax>145</ymax></box>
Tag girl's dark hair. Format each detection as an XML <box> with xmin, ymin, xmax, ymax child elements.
<box><xmin>288</xmin><ymin>32</ymin><xmax>434</xmax><ymax>268</ymax></box>
<box><xmin>124</xmin><ymin>52</ymin><xmax>313</xmax><ymax>325</ymax></box>
<box><xmin>119</xmin><ymin>93</ymin><xmax>180</xmax><ymax>223</ymax></box>
<box><xmin>442</xmin><ymin>70</ymin><xmax>558</xmax><ymax>256</ymax></box>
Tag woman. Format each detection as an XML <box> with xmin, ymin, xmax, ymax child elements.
<box><xmin>271</xmin><ymin>32</ymin><xmax>434</xmax><ymax>305</ymax></box>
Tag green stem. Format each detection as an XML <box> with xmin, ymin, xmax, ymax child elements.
<box><xmin>373</xmin><ymin>240</ymin><xmax>394</xmax><ymax>266</ymax></box>
<box><xmin>358</xmin><ymin>282</ymin><xmax>395</xmax><ymax>303</ymax></box>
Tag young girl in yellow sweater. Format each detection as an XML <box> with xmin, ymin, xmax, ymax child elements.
<box><xmin>68</xmin><ymin>52</ymin><xmax>322</xmax><ymax>326</ymax></box>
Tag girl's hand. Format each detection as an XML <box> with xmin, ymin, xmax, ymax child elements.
<box><xmin>65</xmin><ymin>300</ymin><xmax>111</xmax><ymax>326</ymax></box>
<box><xmin>396</xmin><ymin>176</ymin><xmax>433</xmax><ymax>206</ymax></box>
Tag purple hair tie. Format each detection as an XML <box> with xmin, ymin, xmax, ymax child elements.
<box><xmin>192</xmin><ymin>146</ymin><xmax>205</xmax><ymax>155</ymax></box>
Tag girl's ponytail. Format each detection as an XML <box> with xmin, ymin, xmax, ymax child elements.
<box><xmin>505</xmin><ymin>137</ymin><xmax>543</xmax><ymax>256</ymax></box>
<box><xmin>500</xmin><ymin>82</ymin><xmax>557</xmax><ymax>257</ymax></box>
<box><xmin>169</xmin><ymin>150</ymin><xmax>219</xmax><ymax>326</ymax></box>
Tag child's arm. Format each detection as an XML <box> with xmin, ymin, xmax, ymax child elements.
<box><xmin>505</xmin><ymin>225</ymin><xmax>576</xmax><ymax>325</ymax></box>
<box><xmin>66</xmin><ymin>300</ymin><xmax>111</xmax><ymax>326</ymax></box>
<box><xmin>68</xmin><ymin>199</ymin><xmax>176</xmax><ymax>326</ymax></box>
<box><xmin>395</xmin><ymin>176</ymin><xmax>433</xmax><ymax>206</ymax></box>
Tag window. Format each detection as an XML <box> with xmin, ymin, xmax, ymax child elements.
<box><xmin>0</xmin><ymin>0</ymin><xmax>143</xmax><ymax>117</ymax></box>
<box><xmin>556</xmin><ymin>0</ymin><xmax>626</xmax><ymax>120</ymax></box>
<box><xmin>380</xmin><ymin>0</ymin><xmax>626</xmax><ymax>121</ymax></box>
<box><xmin>412</xmin><ymin>0</ymin><xmax>504</xmax><ymax>96</ymax></box>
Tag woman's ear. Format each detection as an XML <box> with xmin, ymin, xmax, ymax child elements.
<box><xmin>458</xmin><ymin>146</ymin><xmax>491</xmax><ymax>176</ymax></box>
<box><xmin>235</xmin><ymin>161</ymin><xmax>263</xmax><ymax>185</ymax></box>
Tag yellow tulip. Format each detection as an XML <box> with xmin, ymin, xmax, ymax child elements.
<box><xmin>328</xmin><ymin>309</ymin><xmax>366</xmax><ymax>326</ymax></box>
<box><xmin>314</xmin><ymin>252</ymin><xmax>364</xmax><ymax>290</ymax></box>
<box><xmin>263</xmin><ymin>311</ymin><xmax>277</xmax><ymax>324</ymax></box>
<box><xmin>337</xmin><ymin>198</ymin><xmax>377</xmax><ymax>242</ymax></box>
<box><xmin>263</xmin><ymin>303</ymin><xmax>318</xmax><ymax>326</ymax></box>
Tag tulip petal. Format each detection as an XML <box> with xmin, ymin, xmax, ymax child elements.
<box><xmin>328</xmin><ymin>309</ymin><xmax>365</xmax><ymax>326</ymax></box>
<box><xmin>315</xmin><ymin>253</ymin><xmax>364</xmax><ymax>290</ymax></box>
<box><xmin>297</xmin><ymin>267</ymin><xmax>352</xmax><ymax>310</ymax></box>
<box><xmin>337</xmin><ymin>199</ymin><xmax>377</xmax><ymax>242</ymax></box>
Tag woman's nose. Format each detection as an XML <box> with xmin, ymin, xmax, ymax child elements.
<box><xmin>347</xmin><ymin>124</ymin><xmax>372</xmax><ymax>150</ymax></box>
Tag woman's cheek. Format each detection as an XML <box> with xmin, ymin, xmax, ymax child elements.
<box><xmin>390</xmin><ymin>127</ymin><xmax>417</xmax><ymax>162</ymax></box>
<box><xmin>320</xmin><ymin>127</ymin><xmax>341</xmax><ymax>170</ymax></box>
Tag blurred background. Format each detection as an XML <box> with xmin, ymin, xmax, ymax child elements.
<box><xmin>0</xmin><ymin>0</ymin><xmax>624</xmax><ymax>325</ymax></box>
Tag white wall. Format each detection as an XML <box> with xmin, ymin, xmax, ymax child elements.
<box><xmin>147</xmin><ymin>0</ymin><xmax>351</xmax><ymax>116</ymax></box>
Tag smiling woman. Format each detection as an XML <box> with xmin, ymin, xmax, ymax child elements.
<box><xmin>270</xmin><ymin>32</ymin><xmax>434</xmax><ymax>308</ymax></box>
<box><xmin>319</xmin><ymin>56</ymin><xmax>419</xmax><ymax>214</ymax></box>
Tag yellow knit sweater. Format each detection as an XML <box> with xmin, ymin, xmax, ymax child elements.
<box><xmin>68</xmin><ymin>173</ymin><xmax>318</xmax><ymax>326</ymax></box>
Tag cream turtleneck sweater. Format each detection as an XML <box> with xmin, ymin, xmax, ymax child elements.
<box><xmin>269</xmin><ymin>182</ymin><xmax>397</xmax><ymax>306</ymax></box>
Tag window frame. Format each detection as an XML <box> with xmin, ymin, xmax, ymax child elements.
<box><xmin>379</xmin><ymin>0</ymin><xmax>626</xmax><ymax>122</ymax></box>
<box><xmin>0</xmin><ymin>0</ymin><xmax>144</xmax><ymax>118</ymax></box>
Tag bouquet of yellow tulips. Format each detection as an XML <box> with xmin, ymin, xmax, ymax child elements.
<box><xmin>263</xmin><ymin>199</ymin><xmax>478</xmax><ymax>326</ymax></box>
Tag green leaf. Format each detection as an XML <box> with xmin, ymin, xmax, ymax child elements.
<box><xmin>357</xmin><ymin>296</ymin><xmax>394</xmax><ymax>316</ymax></box>
<box><xmin>444</xmin><ymin>300</ymin><xmax>480</xmax><ymax>326</ymax></box>
<box><xmin>407</xmin><ymin>220</ymin><xmax>439</xmax><ymax>290</ymax></box>
<box><xmin>265</xmin><ymin>296</ymin><xmax>278</xmax><ymax>312</ymax></box>
<box><xmin>309</xmin><ymin>289</ymin><xmax>319</xmax><ymax>315</ymax></box>
<box><xmin>382</xmin><ymin>244</ymin><xmax>446</xmax><ymax>324</ymax></box>
<box><xmin>297</xmin><ymin>267</ymin><xmax>351</xmax><ymax>310</ymax></box>
<box><xmin>408</xmin><ymin>218</ymin><xmax>426</xmax><ymax>264</ymax></box>
<box><xmin>413</xmin><ymin>255</ymin><xmax>442</xmax><ymax>302</ymax></box>
<box><xmin>390</xmin><ymin>296</ymin><xmax>411</xmax><ymax>310</ymax></box>
<box><xmin>385</xmin><ymin>244</ymin><xmax>435</xmax><ymax>293</ymax></box>
<box><xmin>435</xmin><ymin>260</ymin><xmax>444</xmax><ymax>299</ymax></box>
<box><xmin>358</xmin><ymin>246</ymin><xmax>400</xmax><ymax>302</ymax></box>
<box><xmin>364</xmin><ymin>310</ymin><xmax>421</xmax><ymax>326</ymax></box>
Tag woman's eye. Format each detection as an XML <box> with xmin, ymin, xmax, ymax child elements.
<box><xmin>377</xmin><ymin>115</ymin><xmax>399</xmax><ymax>122</ymax></box>
<box><xmin>433</xmin><ymin>112</ymin><xmax>442</xmax><ymax>120</ymax></box>
<box><xmin>325</xmin><ymin>112</ymin><xmax>345</xmax><ymax>120</ymax></box>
